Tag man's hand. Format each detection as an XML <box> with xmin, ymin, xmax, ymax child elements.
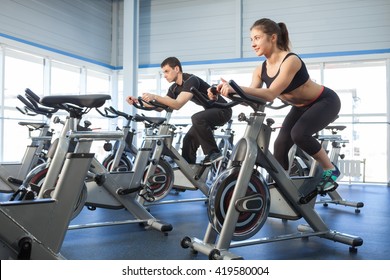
<box><xmin>126</xmin><ymin>96</ymin><xmax>138</xmax><ymax>105</ymax></box>
<box><xmin>141</xmin><ymin>92</ymin><xmax>156</xmax><ymax>102</ymax></box>
<box><xmin>207</xmin><ymin>86</ymin><xmax>219</xmax><ymax>100</ymax></box>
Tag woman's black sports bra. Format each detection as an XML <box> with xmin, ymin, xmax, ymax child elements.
<box><xmin>261</xmin><ymin>53</ymin><xmax>310</xmax><ymax>94</ymax></box>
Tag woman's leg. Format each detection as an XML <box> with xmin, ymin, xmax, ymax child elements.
<box><xmin>290</xmin><ymin>88</ymin><xmax>341</xmax><ymax>192</ymax></box>
<box><xmin>274</xmin><ymin>107</ymin><xmax>304</xmax><ymax>170</ymax></box>
<box><xmin>290</xmin><ymin>88</ymin><xmax>341</xmax><ymax>170</ymax></box>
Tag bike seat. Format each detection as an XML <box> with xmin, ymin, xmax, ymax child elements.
<box><xmin>325</xmin><ymin>125</ymin><xmax>346</xmax><ymax>131</ymax></box>
<box><xmin>318</xmin><ymin>135</ymin><xmax>343</xmax><ymax>141</ymax></box>
<box><xmin>174</xmin><ymin>124</ymin><xmax>189</xmax><ymax>128</ymax></box>
<box><xmin>18</xmin><ymin>122</ymin><xmax>46</xmax><ymax>130</ymax></box>
<box><xmin>133</xmin><ymin>114</ymin><xmax>166</xmax><ymax>125</ymax></box>
<box><xmin>40</xmin><ymin>94</ymin><xmax>111</xmax><ymax>109</ymax></box>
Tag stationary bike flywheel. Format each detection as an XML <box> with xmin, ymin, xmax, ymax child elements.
<box><xmin>143</xmin><ymin>159</ymin><xmax>174</xmax><ymax>201</ymax></box>
<box><xmin>29</xmin><ymin>166</ymin><xmax>87</xmax><ymax>220</ymax></box>
<box><xmin>102</xmin><ymin>154</ymin><xmax>133</xmax><ymax>172</ymax></box>
<box><xmin>208</xmin><ymin>167</ymin><xmax>270</xmax><ymax>241</ymax></box>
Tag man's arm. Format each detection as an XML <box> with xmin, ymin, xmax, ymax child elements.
<box><xmin>142</xmin><ymin>91</ymin><xmax>192</xmax><ymax>110</ymax></box>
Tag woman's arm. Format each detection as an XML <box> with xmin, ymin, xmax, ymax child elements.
<box><xmin>219</xmin><ymin>56</ymin><xmax>301</xmax><ymax>102</ymax></box>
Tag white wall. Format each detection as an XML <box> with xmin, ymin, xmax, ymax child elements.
<box><xmin>241</xmin><ymin>0</ymin><xmax>390</xmax><ymax>57</ymax></box>
<box><xmin>0</xmin><ymin>0</ymin><xmax>113</xmax><ymax>67</ymax></box>
<box><xmin>1</xmin><ymin>0</ymin><xmax>389</xmax><ymax>68</ymax></box>
<box><xmin>136</xmin><ymin>0</ymin><xmax>390</xmax><ymax>66</ymax></box>
<box><xmin>137</xmin><ymin>0</ymin><xmax>240</xmax><ymax>65</ymax></box>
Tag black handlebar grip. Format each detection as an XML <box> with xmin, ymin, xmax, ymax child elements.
<box><xmin>25</xmin><ymin>88</ymin><xmax>41</xmax><ymax>102</ymax></box>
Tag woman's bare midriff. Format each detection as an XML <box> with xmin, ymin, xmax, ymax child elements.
<box><xmin>279</xmin><ymin>80</ymin><xmax>324</xmax><ymax>107</ymax></box>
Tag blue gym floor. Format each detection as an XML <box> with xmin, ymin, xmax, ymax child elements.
<box><xmin>53</xmin><ymin>183</ymin><xmax>390</xmax><ymax>260</ymax></box>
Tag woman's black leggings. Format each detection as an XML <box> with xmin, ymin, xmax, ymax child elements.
<box><xmin>274</xmin><ymin>87</ymin><xmax>341</xmax><ymax>170</ymax></box>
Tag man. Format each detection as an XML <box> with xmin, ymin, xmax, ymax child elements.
<box><xmin>127</xmin><ymin>57</ymin><xmax>232</xmax><ymax>165</ymax></box>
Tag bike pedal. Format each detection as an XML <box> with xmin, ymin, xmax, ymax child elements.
<box><xmin>94</xmin><ymin>173</ymin><xmax>106</xmax><ymax>185</ymax></box>
<box><xmin>317</xmin><ymin>183</ymin><xmax>338</xmax><ymax>196</ymax></box>
<box><xmin>29</xmin><ymin>182</ymin><xmax>41</xmax><ymax>193</ymax></box>
<box><xmin>17</xmin><ymin>237</ymin><xmax>32</xmax><ymax>260</ymax></box>
<box><xmin>7</xmin><ymin>176</ymin><xmax>23</xmax><ymax>185</ymax></box>
<box><xmin>139</xmin><ymin>186</ymin><xmax>155</xmax><ymax>202</ymax></box>
<box><xmin>299</xmin><ymin>189</ymin><xmax>318</xmax><ymax>204</ymax></box>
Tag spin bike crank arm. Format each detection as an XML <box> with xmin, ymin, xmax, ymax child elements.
<box><xmin>117</xmin><ymin>186</ymin><xmax>142</xmax><ymax>195</ymax></box>
<box><xmin>117</xmin><ymin>186</ymin><xmax>155</xmax><ymax>202</ymax></box>
<box><xmin>299</xmin><ymin>181</ymin><xmax>339</xmax><ymax>204</ymax></box>
<box><xmin>299</xmin><ymin>189</ymin><xmax>318</xmax><ymax>204</ymax></box>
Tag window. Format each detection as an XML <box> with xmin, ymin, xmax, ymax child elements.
<box><xmin>51</xmin><ymin>61</ymin><xmax>81</xmax><ymax>95</ymax></box>
<box><xmin>87</xmin><ymin>70</ymin><xmax>111</xmax><ymax>95</ymax></box>
<box><xmin>86</xmin><ymin>70</ymin><xmax>113</xmax><ymax>161</ymax></box>
<box><xmin>2</xmin><ymin>50</ymin><xmax>44</xmax><ymax>161</ymax></box>
<box><xmin>323</xmin><ymin>60</ymin><xmax>387</xmax><ymax>182</ymax></box>
<box><xmin>3</xmin><ymin>50</ymin><xmax>44</xmax><ymax>118</ymax></box>
<box><xmin>0</xmin><ymin>48</ymin><xmax>115</xmax><ymax>163</ymax></box>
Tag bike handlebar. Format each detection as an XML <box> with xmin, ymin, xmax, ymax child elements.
<box><xmin>17</xmin><ymin>94</ymin><xmax>58</xmax><ymax>117</ymax></box>
<box><xmin>189</xmin><ymin>80</ymin><xmax>290</xmax><ymax>112</ymax></box>
<box><xmin>228</xmin><ymin>80</ymin><xmax>290</xmax><ymax>110</ymax></box>
<box><xmin>96</xmin><ymin>106</ymin><xmax>133</xmax><ymax>120</ymax></box>
<box><xmin>16</xmin><ymin>105</ymin><xmax>38</xmax><ymax>116</ymax></box>
<box><xmin>25</xmin><ymin>88</ymin><xmax>41</xmax><ymax>107</ymax></box>
<box><xmin>189</xmin><ymin>86</ymin><xmax>241</xmax><ymax>109</ymax></box>
<box><xmin>133</xmin><ymin>97</ymin><xmax>173</xmax><ymax>112</ymax></box>
<box><xmin>132</xmin><ymin>97</ymin><xmax>158</xmax><ymax>111</ymax></box>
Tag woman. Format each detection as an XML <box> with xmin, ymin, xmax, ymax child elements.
<box><xmin>213</xmin><ymin>18</ymin><xmax>341</xmax><ymax>193</ymax></box>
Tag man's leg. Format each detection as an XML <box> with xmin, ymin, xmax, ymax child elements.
<box><xmin>182</xmin><ymin>126</ymin><xmax>200</xmax><ymax>164</ymax></box>
<box><xmin>192</xmin><ymin>108</ymin><xmax>232</xmax><ymax>156</ymax></box>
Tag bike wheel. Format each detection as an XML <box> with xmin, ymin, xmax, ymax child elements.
<box><xmin>29</xmin><ymin>166</ymin><xmax>87</xmax><ymax>220</ymax></box>
<box><xmin>207</xmin><ymin>154</ymin><xmax>229</xmax><ymax>185</ymax></box>
<box><xmin>102</xmin><ymin>154</ymin><xmax>133</xmax><ymax>172</ymax></box>
<box><xmin>208</xmin><ymin>167</ymin><xmax>270</xmax><ymax>241</ymax></box>
<box><xmin>144</xmin><ymin>159</ymin><xmax>174</xmax><ymax>201</ymax></box>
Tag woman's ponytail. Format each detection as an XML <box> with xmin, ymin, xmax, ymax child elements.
<box><xmin>277</xmin><ymin>22</ymin><xmax>290</xmax><ymax>52</ymax></box>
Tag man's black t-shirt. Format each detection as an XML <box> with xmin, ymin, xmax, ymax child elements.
<box><xmin>166</xmin><ymin>73</ymin><xmax>227</xmax><ymax>109</ymax></box>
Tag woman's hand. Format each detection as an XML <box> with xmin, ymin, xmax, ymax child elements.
<box><xmin>217</xmin><ymin>77</ymin><xmax>235</xmax><ymax>97</ymax></box>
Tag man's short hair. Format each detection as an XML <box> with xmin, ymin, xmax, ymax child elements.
<box><xmin>161</xmin><ymin>57</ymin><xmax>183</xmax><ymax>72</ymax></box>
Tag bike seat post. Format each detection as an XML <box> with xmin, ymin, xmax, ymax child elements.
<box><xmin>37</xmin><ymin>117</ymin><xmax>73</xmax><ymax>199</ymax></box>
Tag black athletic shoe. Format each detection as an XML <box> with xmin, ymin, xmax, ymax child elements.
<box><xmin>202</xmin><ymin>151</ymin><xmax>223</xmax><ymax>165</ymax></box>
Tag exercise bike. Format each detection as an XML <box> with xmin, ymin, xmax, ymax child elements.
<box><xmin>0</xmin><ymin>89</ymin><xmax>54</xmax><ymax>193</ymax></box>
<box><xmin>7</xmin><ymin>93</ymin><xmax>172</xmax><ymax>241</ymax></box>
<box><xmin>131</xmin><ymin>98</ymin><xmax>233</xmax><ymax>206</ymax></box>
<box><xmin>97</xmin><ymin>106</ymin><xmax>138</xmax><ymax>172</ymax></box>
<box><xmin>0</xmin><ymin>94</ymin><xmax>132</xmax><ymax>259</ymax></box>
<box><xmin>181</xmin><ymin>80</ymin><xmax>363</xmax><ymax>260</ymax></box>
